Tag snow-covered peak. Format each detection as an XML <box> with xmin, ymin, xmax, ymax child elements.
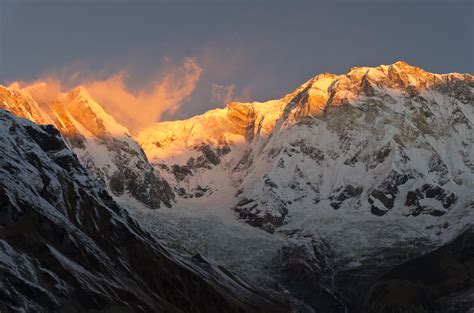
<box><xmin>138</xmin><ymin>61</ymin><xmax>473</xmax><ymax>164</ymax></box>
<box><xmin>0</xmin><ymin>82</ymin><xmax>174</xmax><ymax>209</ymax></box>
<box><xmin>0</xmin><ymin>84</ymin><xmax>53</xmax><ymax>125</ymax></box>
<box><xmin>63</xmin><ymin>85</ymin><xmax>132</xmax><ymax>138</ymax></box>
<box><xmin>135</xmin><ymin>62</ymin><xmax>473</xmax><ymax>235</ymax></box>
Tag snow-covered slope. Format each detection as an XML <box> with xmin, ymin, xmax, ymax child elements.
<box><xmin>0</xmin><ymin>109</ymin><xmax>288</xmax><ymax>313</ymax></box>
<box><xmin>0</xmin><ymin>85</ymin><xmax>174</xmax><ymax>209</ymax></box>
<box><xmin>134</xmin><ymin>61</ymin><xmax>474</xmax><ymax>311</ymax></box>
<box><xmin>0</xmin><ymin>85</ymin><xmax>52</xmax><ymax>124</ymax></box>
<box><xmin>138</xmin><ymin>61</ymin><xmax>473</xmax><ymax>230</ymax></box>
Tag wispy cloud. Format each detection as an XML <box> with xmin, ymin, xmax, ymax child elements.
<box><xmin>83</xmin><ymin>57</ymin><xmax>201</xmax><ymax>133</ymax></box>
<box><xmin>12</xmin><ymin>57</ymin><xmax>202</xmax><ymax>134</ymax></box>
<box><xmin>211</xmin><ymin>83</ymin><xmax>252</xmax><ymax>107</ymax></box>
<box><xmin>211</xmin><ymin>84</ymin><xmax>236</xmax><ymax>105</ymax></box>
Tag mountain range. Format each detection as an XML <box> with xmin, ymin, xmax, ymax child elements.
<box><xmin>0</xmin><ymin>61</ymin><xmax>473</xmax><ymax>312</ymax></box>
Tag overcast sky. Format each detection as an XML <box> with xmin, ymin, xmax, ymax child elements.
<box><xmin>1</xmin><ymin>0</ymin><xmax>472</xmax><ymax>120</ymax></box>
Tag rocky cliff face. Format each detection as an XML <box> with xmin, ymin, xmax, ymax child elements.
<box><xmin>0</xmin><ymin>85</ymin><xmax>174</xmax><ymax>209</ymax></box>
<box><xmin>0</xmin><ymin>109</ymin><xmax>288</xmax><ymax>313</ymax></box>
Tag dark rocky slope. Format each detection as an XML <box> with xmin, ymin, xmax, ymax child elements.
<box><xmin>363</xmin><ymin>226</ymin><xmax>474</xmax><ymax>313</ymax></box>
<box><xmin>0</xmin><ymin>109</ymin><xmax>288</xmax><ymax>313</ymax></box>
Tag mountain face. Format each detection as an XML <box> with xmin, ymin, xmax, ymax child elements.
<box><xmin>137</xmin><ymin>61</ymin><xmax>473</xmax><ymax>231</ymax></box>
<box><xmin>0</xmin><ymin>85</ymin><xmax>174</xmax><ymax>209</ymax></box>
<box><xmin>0</xmin><ymin>109</ymin><xmax>288</xmax><ymax>313</ymax></box>
<box><xmin>135</xmin><ymin>61</ymin><xmax>474</xmax><ymax>311</ymax></box>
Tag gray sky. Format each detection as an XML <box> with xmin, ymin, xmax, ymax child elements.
<box><xmin>1</xmin><ymin>0</ymin><xmax>473</xmax><ymax>120</ymax></box>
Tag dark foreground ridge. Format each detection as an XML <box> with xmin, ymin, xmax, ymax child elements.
<box><xmin>0</xmin><ymin>109</ymin><xmax>288</xmax><ymax>313</ymax></box>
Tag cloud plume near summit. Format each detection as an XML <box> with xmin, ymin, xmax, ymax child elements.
<box><xmin>84</xmin><ymin>58</ymin><xmax>201</xmax><ymax>133</ymax></box>
<box><xmin>11</xmin><ymin>57</ymin><xmax>202</xmax><ymax>134</ymax></box>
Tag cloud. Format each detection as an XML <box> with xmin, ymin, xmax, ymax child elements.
<box><xmin>211</xmin><ymin>84</ymin><xmax>236</xmax><ymax>106</ymax></box>
<box><xmin>21</xmin><ymin>80</ymin><xmax>63</xmax><ymax>107</ymax></box>
<box><xmin>12</xmin><ymin>58</ymin><xmax>202</xmax><ymax>134</ymax></box>
<box><xmin>83</xmin><ymin>57</ymin><xmax>201</xmax><ymax>133</ymax></box>
<box><xmin>211</xmin><ymin>83</ymin><xmax>252</xmax><ymax>107</ymax></box>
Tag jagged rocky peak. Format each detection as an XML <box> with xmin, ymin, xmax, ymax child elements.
<box><xmin>284</xmin><ymin>60</ymin><xmax>473</xmax><ymax>121</ymax></box>
<box><xmin>62</xmin><ymin>86</ymin><xmax>116</xmax><ymax>139</ymax></box>
<box><xmin>0</xmin><ymin>82</ymin><xmax>174</xmax><ymax>209</ymax></box>
<box><xmin>0</xmin><ymin>84</ymin><xmax>52</xmax><ymax>124</ymax></box>
<box><xmin>344</xmin><ymin>60</ymin><xmax>433</xmax><ymax>88</ymax></box>
<box><xmin>279</xmin><ymin>73</ymin><xmax>338</xmax><ymax>120</ymax></box>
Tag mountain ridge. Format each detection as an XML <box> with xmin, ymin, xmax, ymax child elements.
<box><xmin>135</xmin><ymin>61</ymin><xmax>473</xmax><ymax>226</ymax></box>
<box><xmin>129</xmin><ymin>61</ymin><xmax>473</xmax><ymax>311</ymax></box>
<box><xmin>1</xmin><ymin>61</ymin><xmax>473</xmax><ymax>311</ymax></box>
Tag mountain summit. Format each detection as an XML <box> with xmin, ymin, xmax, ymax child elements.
<box><xmin>0</xmin><ymin>84</ymin><xmax>174</xmax><ymax>209</ymax></box>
